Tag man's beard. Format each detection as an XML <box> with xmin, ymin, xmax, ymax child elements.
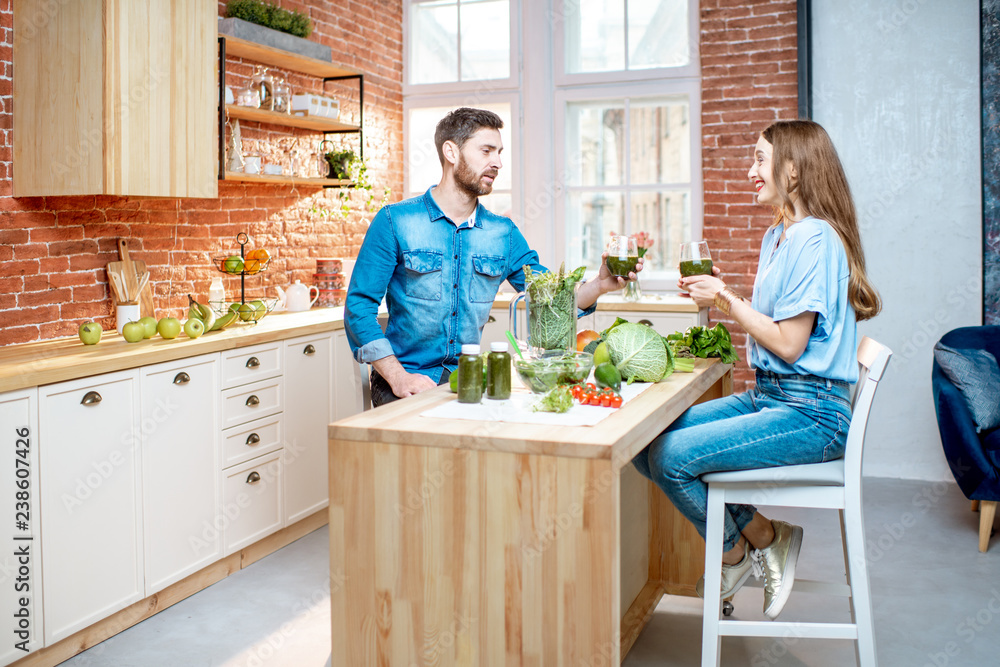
<box><xmin>455</xmin><ymin>153</ymin><xmax>497</xmax><ymax>197</ymax></box>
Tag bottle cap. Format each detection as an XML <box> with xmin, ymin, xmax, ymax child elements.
<box><xmin>490</xmin><ymin>342</ymin><xmax>508</xmax><ymax>352</ymax></box>
<box><xmin>461</xmin><ymin>344</ymin><xmax>480</xmax><ymax>355</ymax></box>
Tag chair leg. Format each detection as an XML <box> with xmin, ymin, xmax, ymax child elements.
<box><xmin>979</xmin><ymin>501</ymin><xmax>998</xmax><ymax>553</ymax></box>
<box><xmin>702</xmin><ymin>485</ymin><xmax>726</xmax><ymax>667</ymax></box>
<box><xmin>972</xmin><ymin>499</ymin><xmax>980</xmax><ymax>512</ymax></box>
<box><xmin>844</xmin><ymin>502</ymin><xmax>877</xmax><ymax>667</ymax></box>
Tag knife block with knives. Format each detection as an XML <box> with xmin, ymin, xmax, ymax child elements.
<box><xmin>106</xmin><ymin>239</ymin><xmax>155</xmax><ymax>318</ymax></box>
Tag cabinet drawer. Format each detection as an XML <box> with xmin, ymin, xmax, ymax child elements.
<box><xmin>221</xmin><ymin>378</ymin><xmax>282</xmax><ymax>430</ymax></box>
<box><xmin>223</xmin><ymin>452</ymin><xmax>283</xmax><ymax>554</ymax></box>
<box><xmin>221</xmin><ymin>343</ymin><xmax>282</xmax><ymax>389</ymax></box>
<box><xmin>223</xmin><ymin>414</ymin><xmax>282</xmax><ymax>468</ymax></box>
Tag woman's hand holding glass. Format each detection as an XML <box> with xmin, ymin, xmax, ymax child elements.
<box><xmin>677</xmin><ymin>240</ymin><xmax>724</xmax><ymax>307</ymax></box>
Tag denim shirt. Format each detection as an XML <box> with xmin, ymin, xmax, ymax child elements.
<box><xmin>345</xmin><ymin>188</ymin><xmax>594</xmax><ymax>381</ymax></box>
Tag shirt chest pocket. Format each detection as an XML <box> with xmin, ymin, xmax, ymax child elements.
<box><xmin>471</xmin><ymin>254</ymin><xmax>506</xmax><ymax>303</ymax></box>
<box><xmin>403</xmin><ymin>249</ymin><xmax>443</xmax><ymax>301</ymax></box>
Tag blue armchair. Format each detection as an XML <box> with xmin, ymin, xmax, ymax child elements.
<box><xmin>932</xmin><ymin>326</ymin><xmax>1000</xmax><ymax>552</ymax></box>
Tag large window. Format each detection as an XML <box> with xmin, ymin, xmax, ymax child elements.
<box><xmin>563</xmin><ymin>0</ymin><xmax>691</xmax><ymax>74</ymax></box>
<box><xmin>563</xmin><ymin>95</ymin><xmax>692</xmax><ymax>273</ymax></box>
<box><xmin>408</xmin><ymin>0</ymin><xmax>513</xmax><ymax>85</ymax></box>
<box><xmin>404</xmin><ymin>0</ymin><xmax>700</xmax><ymax>289</ymax></box>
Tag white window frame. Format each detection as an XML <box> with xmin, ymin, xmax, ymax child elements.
<box><xmin>552</xmin><ymin>0</ymin><xmax>701</xmax><ymax>87</ymax></box>
<box><xmin>553</xmin><ymin>77</ymin><xmax>702</xmax><ymax>292</ymax></box>
<box><xmin>402</xmin><ymin>0</ymin><xmax>521</xmax><ymax>95</ymax></box>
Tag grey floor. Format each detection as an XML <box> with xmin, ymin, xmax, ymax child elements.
<box><xmin>61</xmin><ymin>477</ymin><xmax>999</xmax><ymax>666</ymax></box>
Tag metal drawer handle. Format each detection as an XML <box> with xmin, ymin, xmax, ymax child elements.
<box><xmin>246</xmin><ymin>471</ymin><xmax>261</xmax><ymax>484</ymax></box>
<box><xmin>81</xmin><ymin>391</ymin><xmax>102</xmax><ymax>406</ymax></box>
<box><xmin>638</xmin><ymin>319</ymin><xmax>654</xmax><ymax>327</ymax></box>
<box><xmin>245</xmin><ymin>356</ymin><xmax>260</xmax><ymax>368</ymax></box>
<box><xmin>303</xmin><ymin>344</ymin><xmax>316</xmax><ymax>356</ymax></box>
<box><xmin>173</xmin><ymin>372</ymin><xmax>191</xmax><ymax>385</ymax></box>
<box><xmin>246</xmin><ymin>433</ymin><xmax>260</xmax><ymax>446</ymax></box>
<box><xmin>246</xmin><ymin>395</ymin><xmax>260</xmax><ymax>407</ymax></box>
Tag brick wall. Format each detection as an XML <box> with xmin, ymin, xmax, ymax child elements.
<box><xmin>700</xmin><ymin>0</ymin><xmax>799</xmax><ymax>389</ymax></box>
<box><xmin>0</xmin><ymin>0</ymin><xmax>403</xmax><ymax>346</ymax></box>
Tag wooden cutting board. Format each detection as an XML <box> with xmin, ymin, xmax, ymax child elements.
<box><xmin>110</xmin><ymin>238</ymin><xmax>155</xmax><ymax>318</ymax></box>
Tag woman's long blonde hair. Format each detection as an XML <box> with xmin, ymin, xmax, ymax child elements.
<box><xmin>763</xmin><ymin>120</ymin><xmax>882</xmax><ymax>321</ymax></box>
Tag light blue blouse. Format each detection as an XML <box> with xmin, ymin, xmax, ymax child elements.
<box><xmin>749</xmin><ymin>217</ymin><xmax>859</xmax><ymax>383</ymax></box>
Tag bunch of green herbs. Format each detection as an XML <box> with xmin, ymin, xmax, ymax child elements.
<box><xmin>666</xmin><ymin>324</ymin><xmax>740</xmax><ymax>365</ymax></box>
<box><xmin>523</xmin><ymin>263</ymin><xmax>586</xmax><ymax>351</ymax></box>
<box><xmin>532</xmin><ymin>386</ymin><xmax>574</xmax><ymax>413</ymax></box>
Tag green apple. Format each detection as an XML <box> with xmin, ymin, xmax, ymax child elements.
<box><xmin>250</xmin><ymin>299</ymin><xmax>266</xmax><ymax>321</ymax></box>
<box><xmin>78</xmin><ymin>321</ymin><xmax>102</xmax><ymax>345</ymax></box>
<box><xmin>223</xmin><ymin>255</ymin><xmax>244</xmax><ymax>274</ymax></box>
<box><xmin>183</xmin><ymin>318</ymin><xmax>205</xmax><ymax>339</ymax></box>
<box><xmin>139</xmin><ymin>316</ymin><xmax>158</xmax><ymax>339</ymax></box>
<box><xmin>236</xmin><ymin>302</ymin><xmax>256</xmax><ymax>322</ymax></box>
<box><xmin>121</xmin><ymin>321</ymin><xmax>146</xmax><ymax>343</ymax></box>
<box><xmin>157</xmin><ymin>317</ymin><xmax>181</xmax><ymax>339</ymax></box>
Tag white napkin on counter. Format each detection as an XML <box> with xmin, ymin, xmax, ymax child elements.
<box><xmin>419</xmin><ymin>381</ymin><xmax>654</xmax><ymax>427</ymax></box>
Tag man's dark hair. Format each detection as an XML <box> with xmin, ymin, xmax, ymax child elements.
<box><xmin>434</xmin><ymin>107</ymin><xmax>504</xmax><ymax>166</ymax></box>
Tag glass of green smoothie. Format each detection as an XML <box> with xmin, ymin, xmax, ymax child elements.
<box><xmin>679</xmin><ymin>240</ymin><xmax>714</xmax><ymax>276</ymax></box>
<box><xmin>606</xmin><ymin>235</ymin><xmax>638</xmax><ymax>277</ymax></box>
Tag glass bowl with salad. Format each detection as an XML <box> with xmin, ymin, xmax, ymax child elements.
<box><xmin>513</xmin><ymin>351</ymin><xmax>593</xmax><ymax>394</ymax></box>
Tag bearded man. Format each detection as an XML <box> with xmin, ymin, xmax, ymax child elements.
<box><xmin>345</xmin><ymin>107</ymin><xmax>641</xmax><ymax>406</ymax></box>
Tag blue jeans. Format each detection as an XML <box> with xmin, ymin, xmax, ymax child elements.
<box><xmin>633</xmin><ymin>371</ymin><xmax>853</xmax><ymax>552</ymax></box>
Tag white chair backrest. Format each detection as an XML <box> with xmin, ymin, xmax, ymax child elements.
<box><xmin>843</xmin><ymin>336</ymin><xmax>892</xmax><ymax>489</ymax></box>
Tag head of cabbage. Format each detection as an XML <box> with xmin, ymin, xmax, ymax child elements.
<box><xmin>603</xmin><ymin>321</ymin><xmax>675</xmax><ymax>383</ymax></box>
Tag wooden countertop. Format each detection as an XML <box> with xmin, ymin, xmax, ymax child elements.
<box><xmin>0</xmin><ymin>309</ymin><xmax>348</xmax><ymax>393</ymax></box>
<box><xmin>329</xmin><ymin>358</ymin><xmax>729</xmax><ymax>468</ymax></box>
<box><xmin>492</xmin><ymin>292</ymin><xmax>701</xmax><ymax>313</ymax></box>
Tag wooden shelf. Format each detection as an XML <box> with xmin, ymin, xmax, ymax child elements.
<box><xmin>222</xmin><ymin>34</ymin><xmax>361</xmax><ymax>79</ymax></box>
<box><xmin>221</xmin><ymin>171</ymin><xmax>353</xmax><ymax>187</ymax></box>
<box><xmin>225</xmin><ymin>104</ymin><xmax>359</xmax><ymax>132</ymax></box>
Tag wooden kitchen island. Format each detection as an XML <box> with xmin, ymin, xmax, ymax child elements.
<box><xmin>328</xmin><ymin>359</ymin><xmax>731</xmax><ymax>665</ymax></box>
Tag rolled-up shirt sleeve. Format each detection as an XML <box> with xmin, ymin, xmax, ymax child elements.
<box><xmin>345</xmin><ymin>207</ymin><xmax>398</xmax><ymax>364</ymax></box>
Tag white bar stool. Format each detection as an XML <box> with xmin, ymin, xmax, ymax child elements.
<box><xmin>701</xmin><ymin>337</ymin><xmax>892</xmax><ymax>667</ymax></box>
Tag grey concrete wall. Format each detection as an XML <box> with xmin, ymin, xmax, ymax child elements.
<box><xmin>811</xmin><ymin>0</ymin><xmax>982</xmax><ymax>480</ymax></box>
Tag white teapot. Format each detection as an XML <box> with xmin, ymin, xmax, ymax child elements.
<box><xmin>276</xmin><ymin>280</ymin><xmax>319</xmax><ymax>312</ymax></box>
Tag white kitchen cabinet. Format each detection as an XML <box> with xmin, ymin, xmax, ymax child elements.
<box><xmin>0</xmin><ymin>388</ymin><xmax>42</xmax><ymax>663</ymax></box>
<box><xmin>39</xmin><ymin>370</ymin><xmax>143</xmax><ymax>644</ymax></box>
<box><xmin>140</xmin><ymin>355</ymin><xmax>221</xmax><ymax>596</ymax></box>
<box><xmin>220</xmin><ymin>342</ymin><xmax>285</xmax><ymax>554</ymax></box>
<box><xmin>283</xmin><ymin>333</ymin><xmax>334</xmax><ymax>524</ymax></box>
<box><xmin>223</xmin><ymin>452</ymin><xmax>283</xmax><ymax>553</ymax></box>
<box><xmin>333</xmin><ymin>330</ymin><xmax>364</xmax><ymax>420</ymax></box>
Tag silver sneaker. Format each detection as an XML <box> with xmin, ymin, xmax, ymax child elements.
<box><xmin>696</xmin><ymin>543</ymin><xmax>763</xmax><ymax>599</ymax></box>
<box><xmin>759</xmin><ymin>519</ymin><xmax>803</xmax><ymax>619</ymax></box>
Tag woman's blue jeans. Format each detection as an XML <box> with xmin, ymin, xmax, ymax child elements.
<box><xmin>632</xmin><ymin>371</ymin><xmax>853</xmax><ymax>552</ymax></box>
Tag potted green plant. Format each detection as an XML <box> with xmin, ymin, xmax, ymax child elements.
<box><xmin>324</xmin><ymin>148</ymin><xmax>357</xmax><ymax>180</ymax></box>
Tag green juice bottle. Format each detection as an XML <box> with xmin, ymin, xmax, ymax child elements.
<box><xmin>487</xmin><ymin>342</ymin><xmax>512</xmax><ymax>400</ymax></box>
<box><xmin>458</xmin><ymin>344</ymin><xmax>483</xmax><ymax>404</ymax></box>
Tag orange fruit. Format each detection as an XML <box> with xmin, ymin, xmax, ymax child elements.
<box><xmin>244</xmin><ymin>248</ymin><xmax>271</xmax><ymax>274</ymax></box>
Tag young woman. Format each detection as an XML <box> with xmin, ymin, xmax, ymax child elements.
<box><xmin>633</xmin><ymin>120</ymin><xmax>881</xmax><ymax>620</ymax></box>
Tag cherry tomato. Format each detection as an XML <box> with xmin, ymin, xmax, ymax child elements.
<box><xmin>586</xmin><ymin>382</ymin><xmax>596</xmax><ymax>391</ymax></box>
<box><xmin>571</xmin><ymin>385</ymin><xmax>582</xmax><ymax>400</ymax></box>
<box><xmin>610</xmin><ymin>395</ymin><xmax>623</xmax><ymax>408</ymax></box>
<box><xmin>600</xmin><ymin>394</ymin><xmax>611</xmax><ymax>407</ymax></box>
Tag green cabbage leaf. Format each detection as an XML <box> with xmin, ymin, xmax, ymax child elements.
<box><xmin>602</xmin><ymin>320</ymin><xmax>674</xmax><ymax>383</ymax></box>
